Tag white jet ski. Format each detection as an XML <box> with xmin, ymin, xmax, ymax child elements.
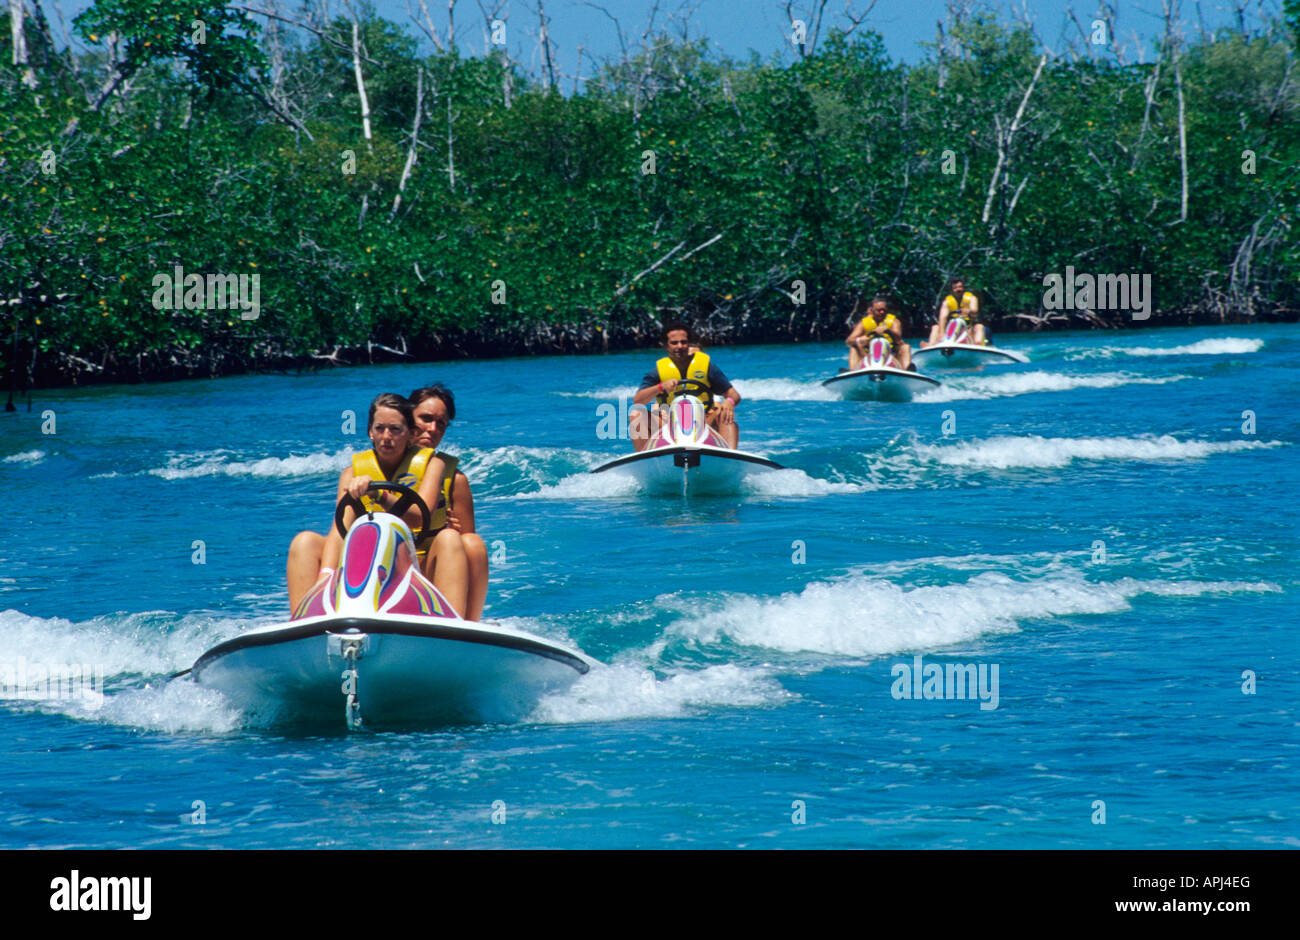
<box><xmin>590</xmin><ymin>382</ymin><xmax>783</xmax><ymax>495</ymax></box>
<box><xmin>181</xmin><ymin>483</ymin><xmax>598</xmax><ymax>730</ymax></box>
<box><xmin>913</xmin><ymin>315</ymin><xmax>1029</xmax><ymax>368</ymax></box>
<box><xmin>821</xmin><ymin>335</ymin><xmax>941</xmax><ymax>402</ymax></box>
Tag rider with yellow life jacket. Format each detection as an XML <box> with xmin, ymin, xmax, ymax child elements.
<box><xmin>924</xmin><ymin>277</ymin><xmax>988</xmax><ymax>347</ymax></box>
<box><xmin>407</xmin><ymin>384</ymin><xmax>489</xmax><ymax>623</ymax></box>
<box><xmin>630</xmin><ymin>322</ymin><xmax>742</xmax><ymax>450</ymax></box>
<box><xmin>844</xmin><ymin>296</ymin><xmax>914</xmax><ymax>370</ymax></box>
<box><xmin>285</xmin><ymin>392</ymin><xmax>469</xmax><ymax>619</ymax></box>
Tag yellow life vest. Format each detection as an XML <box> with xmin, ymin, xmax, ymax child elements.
<box><xmin>656</xmin><ymin>352</ymin><xmax>713</xmax><ymax>407</ymax></box>
<box><xmin>861</xmin><ymin>313</ymin><xmax>899</xmax><ymax>333</ymax></box>
<box><xmin>942</xmin><ymin>291</ymin><xmax>979</xmax><ymax>319</ymax></box>
<box><xmin>350</xmin><ymin>447</ymin><xmax>458</xmax><ymax>552</ymax></box>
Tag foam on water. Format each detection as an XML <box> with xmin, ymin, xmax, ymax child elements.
<box><xmin>457</xmin><ymin>446</ymin><xmax>604</xmax><ymax>494</ymax></box>
<box><xmin>148</xmin><ymin>448</ymin><xmax>350</xmax><ymax>480</ymax></box>
<box><xmin>1</xmin><ymin>450</ymin><xmax>46</xmax><ymax>465</ymax></box>
<box><xmin>729</xmin><ymin>378</ymin><xmax>838</xmax><ymax>401</ymax></box>
<box><xmin>559</xmin><ymin>378</ymin><xmax>839</xmax><ymax>402</ymax></box>
<box><xmin>559</xmin><ymin>385</ymin><xmax>637</xmax><ymax>400</ymax></box>
<box><xmin>743</xmin><ymin>468</ymin><xmax>867</xmax><ymax>496</ymax></box>
<box><xmin>529</xmin><ymin>662</ymin><xmax>790</xmax><ymax>723</ymax></box>
<box><xmin>1124</xmin><ymin>338</ymin><xmax>1265</xmax><ymax>357</ymax></box>
<box><xmin>93</xmin><ymin>679</ymin><xmax>245</xmax><ymax>734</ymax></box>
<box><xmin>917</xmin><ymin>371</ymin><xmax>1188</xmax><ymax>402</ymax></box>
<box><xmin>914</xmin><ymin>435</ymin><xmax>1280</xmax><ymax>469</ymax></box>
<box><xmin>660</xmin><ymin>572</ymin><xmax>1280</xmax><ymax>658</ymax></box>
<box><xmin>519</xmin><ymin>469</ymin><xmax>643</xmax><ymax>499</ymax></box>
<box><xmin>0</xmin><ymin>608</ymin><xmax>260</xmax><ymax>732</ymax></box>
<box><xmin>0</xmin><ymin>607</ymin><xmax>236</xmax><ymax>678</ymax></box>
<box><xmin>1069</xmin><ymin>337</ymin><xmax>1264</xmax><ymax>360</ymax></box>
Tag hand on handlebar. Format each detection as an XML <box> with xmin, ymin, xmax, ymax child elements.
<box><xmin>347</xmin><ymin>475</ymin><xmax>374</xmax><ymax>501</ymax></box>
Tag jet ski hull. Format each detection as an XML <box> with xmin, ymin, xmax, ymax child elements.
<box><xmin>913</xmin><ymin>342</ymin><xmax>1029</xmax><ymax>368</ymax></box>
<box><xmin>821</xmin><ymin>366</ymin><xmax>941</xmax><ymax>402</ymax></box>
<box><xmin>591</xmin><ymin>443</ymin><xmax>783</xmax><ymax>495</ymax></box>
<box><xmin>191</xmin><ymin>615</ymin><xmax>596</xmax><ymax>729</ymax></box>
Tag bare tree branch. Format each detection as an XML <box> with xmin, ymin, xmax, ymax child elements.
<box><xmin>981</xmin><ymin>53</ymin><xmax>1048</xmax><ymax>225</ymax></box>
<box><xmin>391</xmin><ymin>66</ymin><xmax>425</xmax><ymax>220</ymax></box>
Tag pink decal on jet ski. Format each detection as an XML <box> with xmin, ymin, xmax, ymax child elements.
<box><xmin>293</xmin><ymin>576</ymin><xmax>330</xmax><ymax>620</ymax></box>
<box><xmin>944</xmin><ymin>316</ymin><xmax>970</xmax><ymax>345</ymax></box>
<box><xmin>670</xmin><ymin>397</ymin><xmax>697</xmax><ymax>439</ymax></box>
<box><xmin>343</xmin><ymin>521</ymin><xmax>381</xmax><ymax>598</ymax></box>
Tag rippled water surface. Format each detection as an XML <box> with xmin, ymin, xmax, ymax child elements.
<box><xmin>1</xmin><ymin>324</ymin><xmax>1296</xmax><ymax>848</ymax></box>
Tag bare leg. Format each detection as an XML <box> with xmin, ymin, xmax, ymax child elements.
<box><xmin>422</xmin><ymin>528</ymin><xmax>469</xmax><ymax>617</ymax></box>
<box><xmin>929</xmin><ymin>310</ymin><xmax>948</xmax><ymax>346</ymax></box>
<box><xmin>629</xmin><ymin>407</ymin><xmax>650</xmax><ymax>452</ymax></box>
<box><xmin>287</xmin><ymin>530</ymin><xmax>327</xmax><ymax>613</ymax></box>
<box><xmin>462</xmin><ymin>532</ymin><xmax>489</xmax><ymax>621</ymax></box>
<box><xmin>848</xmin><ymin>344</ymin><xmax>864</xmax><ymax>370</ymax></box>
<box><xmin>973</xmin><ymin>323</ymin><xmax>987</xmax><ymax>344</ymax></box>
<box><xmin>898</xmin><ymin>343</ymin><xmax>913</xmax><ymax>370</ymax></box>
<box><xmin>709</xmin><ymin>410</ymin><xmax>740</xmax><ymax>449</ymax></box>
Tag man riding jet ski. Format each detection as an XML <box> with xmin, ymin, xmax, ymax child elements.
<box><xmin>629</xmin><ymin>322</ymin><xmax>741</xmax><ymax>450</ymax></box>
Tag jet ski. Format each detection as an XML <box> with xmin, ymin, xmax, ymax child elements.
<box><xmin>181</xmin><ymin>482</ymin><xmax>598</xmax><ymax>730</ymax></box>
<box><xmin>589</xmin><ymin>381</ymin><xmax>783</xmax><ymax>495</ymax></box>
<box><xmin>912</xmin><ymin>315</ymin><xmax>1029</xmax><ymax>368</ymax></box>
<box><xmin>821</xmin><ymin>335</ymin><xmax>941</xmax><ymax>402</ymax></box>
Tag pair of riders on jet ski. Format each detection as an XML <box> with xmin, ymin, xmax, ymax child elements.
<box><xmin>629</xmin><ymin>322</ymin><xmax>742</xmax><ymax>450</ymax></box>
<box><xmin>844</xmin><ymin>279</ymin><xmax>989</xmax><ymax>369</ymax></box>
<box><xmin>285</xmin><ymin>385</ymin><xmax>488</xmax><ymax>621</ymax></box>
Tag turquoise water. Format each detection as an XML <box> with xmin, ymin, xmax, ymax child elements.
<box><xmin>1</xmin><ymin>324</ymin><xmax>1295</xmax><ymax>848</ymax></box>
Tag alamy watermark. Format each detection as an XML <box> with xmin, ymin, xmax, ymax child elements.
<box><xmin>151</xmin><ymin>264</ymin><xmax>261</xmax><ymax>320</ymax></box>
<box><xmin>890</xmin><ymin>654</ymin><xmax>999</xmax><ymax>710</ymax></box>
<box><xmin>1042</xmin><ymin>265</ymin><xmax>1151</xmax><ymax>320</ymax></box>
<box><xmin>49</xmin><ymin>871</ymin><xmax>151</xmax><ymax>920</ymax></box>
<box><xmin>0</xmin><ymin>658</ymin><xmax>106</xmax><ymax>709</ymax></box>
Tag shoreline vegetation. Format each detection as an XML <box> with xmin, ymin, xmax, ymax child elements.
<box><xmin>3</xmin><ymin>1</ymin><xmax>1298</xmax><ymax>392</ymax></box>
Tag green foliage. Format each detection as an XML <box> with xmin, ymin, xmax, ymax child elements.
<box><xmin>74</xmin><ymin>0</ymin><xmax>265</xmax><ymax>95</ymax></box>
<box><xmin>1</xmin><ymin>5</ymin><xmax>1296</xmax><ymax>384</ymax></box>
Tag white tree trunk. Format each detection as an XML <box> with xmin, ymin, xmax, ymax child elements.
<box><xmin>981</xmin><ymin>53</ymin><xmax>1048</xmax><ymax>225</ymax></box>
<box><xmin>351</xmin><ymin>19</ymin><xmax>374</xmax><ymax>152</ymax></box>
<box><xmin>391</xmin><ymin>67</ymin><xmax>425</xmax><ymax>219</ymax></box>
<box><xmin>10</xmin><ymin>0</ymin><xmax>38</xmax><ymax>88</ymax></box>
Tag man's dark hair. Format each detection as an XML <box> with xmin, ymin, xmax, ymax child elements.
<box><xmin>368</xmin><ymin>392</ymin><xmax>415</xmax><ymax>430</ymax></box>
<box><xmin>950</xmin><ymin>278</ymin><xmax>965</xmax><ymax>290</ymax></box>
<box><xmin>851</xmin><ymin>296</ymin><xmax>891</xmax><ymax>317</ymax></box>
<box><xmin>409</xmin><ymin>383</ymin><xmax>456</xmax><ymax>422</ymax></box>
<box><xmin>662</xmin><ymin>321</ymin><xmax>692</xmax><ymax>343</ymax></box>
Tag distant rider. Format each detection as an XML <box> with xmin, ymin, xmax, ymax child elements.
<box><xmin>845</xmin><ymin>296</ymin><xmax>913</xmax><ymax>370</ymax></box>
<box><xmin>408</xmin><ymin>384</ymin><xmax>489</xmax><ymax>622</ymax></box>
<box><xmin>630</xmin><ymin>322</ymin><xmax>741</xmax><ymax>450</ymax></box>
<box><xmin>923</xmin><ymin>277</ymin><xmax>986</xmax><ymax>347</ymax></box>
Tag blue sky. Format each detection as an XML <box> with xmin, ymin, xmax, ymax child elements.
<box><xmin>40</xmin><ymin>0</ymin><xmax>1281</xmax><ymax>81</ymax></box>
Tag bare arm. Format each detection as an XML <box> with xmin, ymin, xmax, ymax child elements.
<box><xmin>446</xmin><ymin>471</ymin><xmax>475</xmax><ymax>533</ymax></box>
<box><xmin>633</xmin><ymin>381</ymin><xmax>672</xmax><ymax>406</ymax></box>
<box><xmin>414</xmin><ymin>455</ymin><xmax>446</xmax><ymax>534</ymax></box>
<box><xmin>320</xmin><ymin>466</ymin><xmax>355</xmax><ymax>570</ymax></box>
